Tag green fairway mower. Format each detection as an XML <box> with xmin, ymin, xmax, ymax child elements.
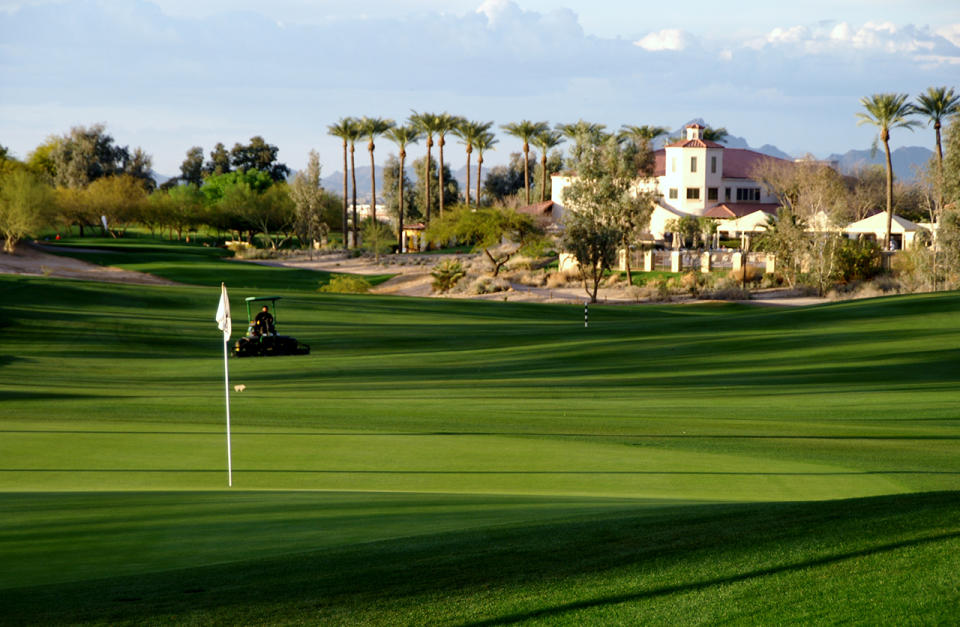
<box><xmin>233</xmin><ymin>296</ymin><xmax>310</xmax><ymax>357</ymax></box>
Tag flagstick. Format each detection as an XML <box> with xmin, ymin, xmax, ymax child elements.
<box><xmin>223</xmin><ymin>336</ymin><xmax>233</xmax><ymax>487</ymax></box>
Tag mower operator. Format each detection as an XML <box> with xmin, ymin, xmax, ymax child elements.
<box><xmin>254</xmin><ymin>305</ymin><xmax>275</xmax><ymax>336</ymax></box>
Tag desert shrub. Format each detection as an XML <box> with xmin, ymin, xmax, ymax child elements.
<box><xmin>470</xmin><ymin>276</ymin><xmax>511</xmax><ymax>294</ymax></box>
<box><xmin>680</xmin><ymin>270</ymin><xmax>707</xmax><ymax>295</ymax></box>
<box><xmin>431</xmin><ymin>260</ymin><xmax>466</xmax><ymax>293</ymax></box>
<box><xmin>318</xmin><ymin>274</ymin><xmax>372</xmax><ymax>293</ymax></box>
<box><xmin>603</xmin><ymin>273</ymin><xmax>624</xmax><ymax>287</ymax></box>
<box><xmin>835</xmin><ymin>239</ymin><xmax>883</xmax><ymax>283</ymax></box>
<box><xmin>701</xmin><ymin>278</ymin><xmax>751</xmax><ymax>300</ymax></box>
<box><xmin>513</xmin><ymin>270</ymin><xmax>547</xmax><ymax>287</ymax></box>
<box><xmin>545</xmin><ymin>270</ymin><xmax>579</xmax><ymax>288</ymax></box>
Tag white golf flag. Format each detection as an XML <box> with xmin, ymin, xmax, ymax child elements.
<box><xmin>215</xmin><ymin>282</ymin><xmax>232</xmax><ymax>341</ymax></box>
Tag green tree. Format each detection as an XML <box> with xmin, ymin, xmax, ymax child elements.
<box><xmin>856</xmin><ymin>93</ymin><xmax>919</xmax><ymax>248</ymax></box>
<box><xmin>289</xmin><ymin>150</ymin><xmax>329</xmax><ymax>251</ymax></box>
<box><xmin>556</xmin><ymin>120</ymin><xmax>607</xmax><ymax>169</ymax></box>
<box><xmin>474</xmin><ymin>131</ymin><xmax>498</xmax><ymax>206</ymax></box>
<box><xmin>84</xmin><ymin>174</ymin><xmax>148</xmax><ymax>237</ymax></box>
<box><xmin>360</xmin><ymin>218</ymin><xmax>395</xmax><ymax>261</ymax></box>
<box><xmin>26</xmin><ymin>137</ymin><xmax>59</xmax><ymax>180</ymax></box>
<box><xmin>327</xmin><ymin>117</ymin><xmax>360</xmax><ymax>248</ymax></box>
<box><xmin>180</xmin><ymin>147</ymin><xmax>205</xmax><ymax>186</ymax></box>
<box><xmin>50</xmin><ymin>123</ymin><xmax>126</xmax><ymax>188</ymax></box>
<box><xmin>359</xmin><ymin>117</ymin><xmax>394</xmax><ymax>224</ymax></box>
<box><xmin>0</xmin><ymin>169</ymin><xmax>54</xmax><ymax>253</ymax></box>
<box><xmin>531</xmin><ymin>130</ymin><xmax>565</xmax><ymax>203</ymax></box>
<box><xmin>409</xmin><ymin>111</ymin><xmax>443</xmax><ymax>223</ymax></box>
<box><xmin>426</xmin><ymin>205</ymin><xmax>543</xmax><ymax>276</ymax></box>
<box><xmin>122</xmin><ymin>147</ymin><xmax>155</xmax><ymax>192</ymax></box>
<box><xmin>483</xmin><ymin>152</ymin><xmax>534</xmax><ymax>204</ymax></box>
<box><xmin>452</xmin><ymin>119</ymin><xmax>493</xmax><ymax>207</ymax></box>
<box><xmin>944</xmin><ymin>119</ymin><xmax>960</xmax><ymax>207</ymax></box>
<box><xmin>501</xmin><ymin>120</ymin><xmax>550</xmax><ymax>205</ymax></box>
<box><xmin>164</xmin><ymin>183</ymin><xmax>205</xmax><ymax>241</ymax></box>
<box><xmin>561</xmin><ymin>210</ymin><xmax>620</xmax><ymax>303</ymax></box>
<box><xmin>230</xmin><ymin>136</ymin><xmax>289</xmax><ymax>182</ymax></box>
<box><xmin>204</xmin><ymin>142</ymin><xmax>231</xmax><ymax>177</ymax></box>
<box><xmin>563</xmin><ymin>136</ymin><xmax>654</xmax><ymax>298</ymax></box>
<box><xmin>384</xmin><ymin>125</ymin><xmax>421</xmax><ymax>243</ymax></box>
<box><xmin>412</xmin><ymin>156</ymin><xmax>459</xmax><ymax>219</ymax></box>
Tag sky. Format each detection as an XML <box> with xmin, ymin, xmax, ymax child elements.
<box><xmin>1</xmin><ymin>0</ymin><xmax>958</xmax><ymax>177</ymax></box>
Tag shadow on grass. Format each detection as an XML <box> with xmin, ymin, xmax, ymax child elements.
<box><xmin>2</xmin><ymin>491</ymin><xmax>959</xmax><ymax>624</ymax></box>
<box><xmin>465</xmin><ymin>530</ymin><xmax>960</xmax><ymax>626</ymax></box>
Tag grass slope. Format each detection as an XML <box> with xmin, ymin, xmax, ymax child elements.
<box><xmin>1</xmin><ymin>248</ymin><xmax>959</xmax><ymax>623</ymax></box>
<box><xmin>40</xmin><ymin>238</ymin><xmax>393</xmax><ymax>289</ymax></box>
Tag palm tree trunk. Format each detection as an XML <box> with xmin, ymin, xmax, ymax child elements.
<box><xmin>935</xmin><ymin>123</ymin><xmax>943</xmax><ymax>164</ymax></box>
<box><xmin>438</xmin><ymin>137</ymin><xmax>446</xmax><ymax>218</ymax></box>
<box><xmin>341</xmin><ymin>141</ymin><xmax>348</xmax><ymax>249</ymax></box>
<box><xmin>624</xmin><ymin>236</ymin><xmax>632</xmax><ymax>286</ymax></box>
<box><xmin>369</xmin><ymin>144</ymin><xmax>377</xmax><ymax>225</ymax></box>
<box><xmin>477</xmin><ymin>155</ymin><xmax>483</xmax><ymax>207</ymax></box>
<box><xmin>882</xmin><ymin>136</ymin><xmax>894</xmax><ymax>250</ymax></box>
<box><xmin>523</xmin><ymin>143</ymin><xmax>530</xmax><ymax>205</ymax></box>
<box><xmin>935</xmin><ymin>122</ymin><xmax>944</xmax><ymax>214</ymax></box>
<box><xmin>540</xmin><ymin>153</ymin><xmax>547</xmax><ymax>202</ymax></box>
<box><xmin>465</xmin><ymin>148</ymin><xmax>472</xmax><ymax>207</ymax></box>
<box><xmin>398</xmin><ymin>150</ymin><xmax>405</xmax><ymax>252</ymax></box>
<box><xmin>425</xmin><ymin>140</ymin><xmax>432</xmax><ymax>223</ymax></box>
<box><xmin>350</xmin><ymin>144</ymin><xmax>358</xmax><ymax>247</ymax></box>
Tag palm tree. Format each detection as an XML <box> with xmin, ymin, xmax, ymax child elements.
<box><xmin>474</xmin><ymin>131</ymin><xmax>498</xmax><ymax>207</ymax></box>
<box><xmin>434</xmin><ymin>113</ymin><xmax>465</xmax><ymax>219</ymax></box>
<box><xmin>531</xmin><ymin>130</ymin><xmax>565</xmax><ymax>202</ymax></box>
<box><xmin>556</xmin><ymin>120</ymin><xmax>607</xmax><ymax>167</ymax></box>
<box><xmin>345</xmin><ymin>122</ymin><xmax>364</xmax><ymax>247</ymax></box>
<box><xmin>327</xmin><ymin>117</ymin><xmax>359</xmax><ymax>248</ymax></box>
<box><xmin>702</xmin><ymin>126</ymin><xmax>729</xmax><ymax>143</ymax></box>
<box><xmin>856</xmin><ymin>93</ymin><xmax>919</xmax><ymax>249</ymax></box>
<box><xmin>452</xmin><ymin>120</ymin><xmax>493</xmax><ymax>207</ymax></box>
<box><xmin>915</xmin><ymin>87</ymin><xmax>960</xmax><ymax>166</ymax></box>
<box><xmin>409</xmin><ymin>111</ymin><xmax>442</xmax><ymax>223</ymax></box>
<box><xmin>502</xmin><ymin>120</ymin><xmax>550</xmax><ymax>205</ymax></box>
<box><xmin>359</xmin><ymin>117</ymin><xmax>395</xmax><ymax>225</ymax></box>
<box><xmin>618</xmin><ymin>125</ymin><xmax>669</xmax><ymax>148</ymax></box>
<box><xmin>384</xmin><ymin>125</ymin><xmax>421</xmax><ymax>250</ymax></box>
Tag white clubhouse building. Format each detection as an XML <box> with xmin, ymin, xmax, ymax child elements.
<box><xmin>551</xmin><ymin>123</ymin><xmax>785</xmax><ymax>243</ymax></box>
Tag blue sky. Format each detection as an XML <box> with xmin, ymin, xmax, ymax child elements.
<box><xmin>1</xmin><ymin>0</ymin><xmax>958</xmax><ymax>176</ymax></box>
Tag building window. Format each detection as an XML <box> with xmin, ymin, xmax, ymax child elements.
<box><xmin>690</xmin><ymin>156</ymin><xmax>697</xmax><ymax>173</ymax></box>
<box><xmin>671</xmin><ymin>157</ymin><xmax>677</xmax><ymax>173</ymax></box>
<box><xmin>707</xmin><ymin>187</ymin><xmax>718</xmax><ymax>201</ymax></box>
<box><xmin>686</xmin><ymin>187</ymin><xmax>700</xmax><ymax>200</ymax></box>
<box><xmin>668</xmin><ymin>188</ymin><xmax>678</xmax><ymax>199</ymax></box>
<box><xmin>711</xmin><ymin>156</ymin><xmax>717</xmax><ymax>174</ymax></box>
<box><xmin>736</xmin><ymin>187</ymin><xmax>761</xmax><ymax>202</ymax></box>
<box><xmin>725</xmin><ymin>187</ymin><xmax>731</xmax><ymax>200</ymax></box>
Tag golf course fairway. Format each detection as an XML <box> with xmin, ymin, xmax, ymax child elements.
<box><xmin>1</xmin><ymin>262</ymin><xmax>958</xmax><ymax>624</ymax></box>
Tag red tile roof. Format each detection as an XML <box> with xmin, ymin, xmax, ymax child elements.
<box><xmin>704</xmin><ymin>203</ymin><xmax>780</xmax><ymax>218</ymax></box>
<box><xmin>664</xmin><ymin>138</ymin><xmax>725</xmax><ymax>149</ymax></box>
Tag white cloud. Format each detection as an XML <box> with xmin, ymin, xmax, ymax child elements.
<box><xmin>756</xmin><ymin>20</ymin><xmax>959</xmax><ymax>60</ymax></box>
<box><xmin>935</xmin><ymin>23</ymin><xmax>960</xmax><ymax>47</ymax></box>
<box><xmin>634</xmin><ymin>28</ymin><xmax>689</xmax><ymax>51</ymax></box>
